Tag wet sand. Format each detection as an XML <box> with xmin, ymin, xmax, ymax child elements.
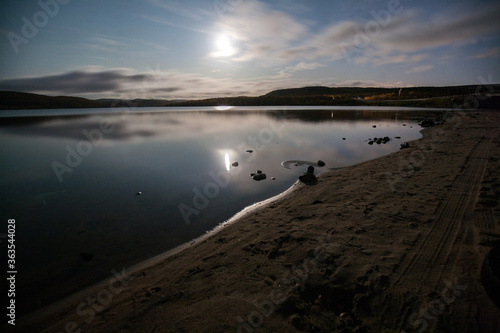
<box><xmin>18</xmin><ymin>111</ymin><xmax>500</xmax><ymax>332</ymax></box>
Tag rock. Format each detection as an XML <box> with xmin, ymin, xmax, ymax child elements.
<box><xmin>231</xmin><ymin>162</ymin><xmax>239</xmax><ymax>167</ymax></box>
<box><xmin>400</xmin><ymin>142</ymin><xmax>410</xmax><ymax>149</ymax></box>
<box><xmin>342</xmin><ymin>137</ymin><xmax>346</xmax><ymax>140</ymax></box>
<box><xmin>135</xmin><ymin>191</ymin><xmax>142</xmax><ymax>196</ymax></box>
<box><xmin>317</xmin><ymin>160</ymin><xmax>326</xmax><ymax>167</ymax></box>
<box><xmin>372</xmin><ymin>125</ymin><xmax>377</xmax><ymax>128</ymax></box>
<box><xmin>252</xmin><ymin>173</ymin><xmax>266</xmax><ymax>181</ymax></box>
<box><xmin>271</xmin><ymin>177</ymin><xmax>276</xmax><ymax>180</ymax></box>
<box><xmin>368</xmin><ymin>140</ymin><xmax>374</xmax><ymax>145</ymax></box>
<box><xmin>251</xmin><ymin>170</ymin><xmax>266</xmax><ymax>180</ymax></box>
<box><xmin>246</xmin><ymin>150</ymin><xmax>253</xmax><ymax>153</ymax></box>
<box><xmin>299</xmin><ymin>166</ymin><xmax>317</xmax><ymax>183</ymax></box>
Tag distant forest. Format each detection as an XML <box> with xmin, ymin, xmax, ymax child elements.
<box><xmin>1</xmin><ymin>84</ymin><xmax>499</xmax><ymax>110</ymax></box>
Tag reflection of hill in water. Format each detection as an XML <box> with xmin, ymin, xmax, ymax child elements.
<box><xmin>266</xmin><ymin>109</ymin><xmax>445</xmax><ymax>123</ymax></box>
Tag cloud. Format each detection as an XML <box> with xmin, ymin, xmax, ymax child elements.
<box><xmin>404</xmin><ymin>65</ymin><xmax>434</xmax><ymax>74</ymax></box>
<box><xmin>275</xmin><ymin>62</ymin><xmax>325</xmax><ymax>79</ymax></box>
<box><xmin>472</xmin><ymin>46</ymin><xmax>500</xmax><ymax>59</ymax></box>
<box><xmin>146</xmin><ymin>0</ymin><xmax>208</xmax><ymax>21</ymax></box>
<box><xmin>0</xmin><ymin>68</ymin><xmax>182</xmax><ymax>97</ymax></box>
<box><xmin>213</xmin><ymin>0</ymin><xmax>309</xmax><ymax>63</ymax></box>
<box><xmin>213</xmin><ymin>1</ymin><xmax>500</xmax><ymax>68</ymax></box>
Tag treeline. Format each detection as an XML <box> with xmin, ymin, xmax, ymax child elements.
<box><xmin>168</xmin><ymin>95</ymin><xmax>366</xmax><ymax>107</ymax></box>
<box><xmin>2</xmin><ymin>84</ymin><xmax>499</xmax><ymax>110</ymax></box>
<box><xmin>265</xmin><ymin>85</ymin><xmax>500</xmax><ymax>99</ymax></box>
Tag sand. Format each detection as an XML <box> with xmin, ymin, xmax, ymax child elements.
<box><xmin>17</xmin><ymin>111</ymin><xmax>500</xmax><ymax>333</ymax></box>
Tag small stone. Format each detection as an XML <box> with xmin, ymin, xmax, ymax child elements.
<box><xmin>246</xmin><ymin>150</ymin><xmax>253</xmax><ymax>153</ymax></box>
<box><xmin>135</xmin><ymin>191</ymin><xmax>142</xmax><ymax>196</ymax></box>
<box><xmin>231</xmin><ymin>162</ymin><xmax>239</xmax><ymax>167</ymax></box>
<box><xmin>317</xmin><ymin>160</ymin><xmax>326</xmax><ymax>167</ymax></box>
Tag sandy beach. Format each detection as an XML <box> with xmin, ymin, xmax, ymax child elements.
<box><xmin>17</xmin><ymin>110</ymin><xmax>500</xmax><ymax>332</ymax></box>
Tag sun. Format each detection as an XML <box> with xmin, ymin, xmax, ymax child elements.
<box><xmin>211</xmin><ymin>35</ymin><xmax>236</xmax><ymax>58</ymax></box>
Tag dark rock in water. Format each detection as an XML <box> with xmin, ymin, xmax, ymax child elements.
<box><xmin>383</xmin><ymin>136</ymin><xmax>390</xmax><ymax>144</ymax></box>
<box><xmin>251</xmin><ymin>170</ymin><xmax>266</xmax><ymax>180</ymax></box>
<box><xmin>368</xmin><ymin>140</ymin><xmax>374</xmax><ymax>145</ymax></box>
<box><xmin>376</xmin><ymin>138</ymin><xmax>383</xmax><ymax>144</ymax></box>
<box><xmin>80</xmin><ymin>252</ymin><xmax>94</xmax><ymax>262</ymax></box>
<box><xmin>232</xmin><ymin>162</ymin><xmax>239</xmax><ymax>167</ymax></box>
<box><xmin>395</xmin><ymin>136</ymin><xmax>401</xmax><ymax>139</ymax></box>
<box><xmin>342</xmin><ymin>138</ymin><xmax>346</xmax><ymax>140</ymax></box>
<box><xmin>400</xmin><ymin>142</ymin><xmax>410</xmax><ymax>149</ymax></box>
<box><xmin>372</xmin><ymin>125</ymin><xmax>377</xmax><ymax>128</ymax></box>
<box><xmin>271</xmin><ymin>177</ymin><xmax>276</xmax><ymax>180</ymax></box>
<box><xmin>299</xmin><ymin>166</ymin><xmax>317</xmax><ymax>184</ymax></box>
<box><xmin>317</xmin><ymin>160</ymin><xmax>326</xmax><ymax>167</ymax></box>
<box><xmin>252</xmin><ymin>173</ymin><xmax>266</xmax><ymax>181</ymax></box>
<box><xmin>135</xmin><ymin>191</ymin><xmax>142</xmax><ymax>196</ymax></box>
<box><xmin>246</xmin><ymin>150</ymin><xmax>253</xmax><ymax>153</ymax></box>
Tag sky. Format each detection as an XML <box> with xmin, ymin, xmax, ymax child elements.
<box><xmin>0</xmin><ymin>0</ymin><xmax>499</xmax><ymax>100</ymax></box>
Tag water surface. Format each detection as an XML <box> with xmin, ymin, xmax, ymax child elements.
<box><xmin>0</xmin><ymin>106</ymin><xmax>437</xmax><ymax>315</ymax></box>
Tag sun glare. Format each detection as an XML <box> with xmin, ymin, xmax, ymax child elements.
<box><xmin>212</xmin><ymin>35</ymin><xmax>236</xmax><ymax>58</ymax></box>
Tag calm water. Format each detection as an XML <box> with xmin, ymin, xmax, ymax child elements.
<box><xmin>0</xmin><ymin>106</ymin><xmax>437</xmax><ymax>315</ymax></box>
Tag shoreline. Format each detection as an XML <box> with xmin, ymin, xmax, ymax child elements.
<box><xmin>18</xmin><ymin>110</ymin><xmax>500</xmax><ymax>332</ymax></box>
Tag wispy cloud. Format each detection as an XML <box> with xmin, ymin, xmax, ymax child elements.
<box><xmin>141</xmin><ymin>14</ymin><xmax>210</xmax><ymax>34</ymax></box>
<box><xmin>0</xmin><ymin>66</ymin><xmax>410</xmax><ymax>100</ymax></box>
<box><xmin>213</xmin><ymin>0</ymin><xmax>309</xmax><ymax>63</ymax></box>
<box><xmin>275</xmin><ymin>62</ymin><xmax>325</xmax><ymax>79</ymax></box>
<box><xmin>146</xmin><ymin>0</ymin><xmax>208</xmax><ymax>21</ymax></box>
<box><xmin>472</xmin><ymin>46</ymin><xmax>500</xmax><ymax>59</ymax></box>
<box><xmin>405</xmin><ymin>65</ymin><xmax>434</xmax><ymax>74</ymax></box>
<box><xmin>214</xmin><ymin>1</ymin><xmax>500</xmax><ymax>69</ymax></box>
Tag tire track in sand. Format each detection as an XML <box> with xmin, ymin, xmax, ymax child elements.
<box><xmin>381</xmin><ymin>126</ymin><xmax>498</xmax><ymax>330</ymax></box>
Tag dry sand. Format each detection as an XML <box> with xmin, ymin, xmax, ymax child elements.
<box><xmin>17</xmin><ymin>111</ymin><xmax>500</xmax><ymax>332</ymax></box>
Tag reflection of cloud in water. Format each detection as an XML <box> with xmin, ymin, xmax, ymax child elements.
<box><xmin>1</xmin><ymin>112</ymin><xmax>278</xmax><ymax>144</ymax></box>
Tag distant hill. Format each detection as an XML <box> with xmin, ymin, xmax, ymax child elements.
<box><xmin>0</xmin><ymin>91</ymin><xmax>107</xmax><ymax>110</ymax></box>
<box><xmin>0</xmin><ymin>91</ymin><xmax>179</xmax><ymax>110</ymax></box>
<box><xmin>265</xmin><ymin>85</ymin><xmax>499</xmax><ymax>98</ymax></box>
<box><xmin>1</xmin><ymin>84</ymin><xmax>499</xmax><ymax>110</ymax></box>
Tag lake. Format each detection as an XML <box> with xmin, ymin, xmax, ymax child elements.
<box><xmin>0</xmin><ymin>106</ymin><xmax>439</xmax><ymax>315</ymax></box>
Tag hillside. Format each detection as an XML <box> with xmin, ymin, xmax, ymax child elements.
<box><xmin>0</xmin><ymin>91</ymin><xmax>108</xmax><ymax>110</ymax></box>
<box><xmin>1</xmin><ymin>84</ymin><xmax>499</xmax><ymax>110</ymax></box>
